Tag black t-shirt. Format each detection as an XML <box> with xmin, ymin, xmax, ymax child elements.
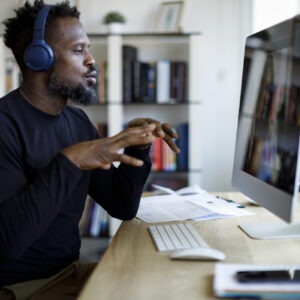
<box><xmin>0</xmin><ymin>89</ymin><xmax>151</xmax><ymax>286</ymax></box>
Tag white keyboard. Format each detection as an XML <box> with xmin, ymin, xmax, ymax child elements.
<box><xmin>148</xmin><ymin>223</ymin><xmax>210</xmax><ymax>252</ymax></box>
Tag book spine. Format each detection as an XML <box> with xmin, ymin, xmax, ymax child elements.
<box><xmin>140</xmin><ymin>62</ymin><xmax>156</xmax><ymax>103</ymax></box>
<box><xmin>156</xmin><ymin>60</ymin><xmax>170</xmax><ymax>103</ymax></box>
<box><xmin>89</xmin><ymin>204</ymin><xmax>104</xmax><ymax>237</ymax></box>
<box><xmin>170</xmin><ymin>61</ymin><xmax>187</xmax><ymax>103</ymax></box>
<box><xmin>97</xmin><ymin>61</ymin><xmax>107</xmax><ymax>104</ymax></box>
<box><xmin>133</xmin><ymin>61</ymin><xmax>141</xmax><ymax>102</ymax></box>
<box><xmin>176</xmin><ymin>123</ymin><xmax>189</xmax><ymax>170</ymax></box>
<box><xmin>151</xmin><ymin>138</ymin><xmax>163</xmax><ymax>171</ymax></box>
<box><xmin>122</xmin><ymin>45</ymin><xmax>138</xmax><ymax>103</ymax></box>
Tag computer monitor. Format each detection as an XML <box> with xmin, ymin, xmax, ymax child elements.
<box><xmin>232</xmin><ymin>15</ymin><xmax>300</xmax><ymax>239</ymax></box>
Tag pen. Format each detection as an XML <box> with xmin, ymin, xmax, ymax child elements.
<box><xmin>216</xmin><ymin>196</ymin><xmax>235</xmax><ymax>203</ymax></box>
<box><xmin>216</xmin><ymin>196</ymin><xmax>246</xmax><ymax>208</ymax></box>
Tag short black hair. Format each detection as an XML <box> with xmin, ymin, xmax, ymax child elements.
<box><xmin>3</xmin><ymin>0</ymin><xmax>80</xmax><ymax>72</ymax></box>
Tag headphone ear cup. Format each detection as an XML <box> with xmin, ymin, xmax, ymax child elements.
<box><xmin>24</xmin><ymin>41</ymin><xmax>54</xmax><ymax>71</ymax></box>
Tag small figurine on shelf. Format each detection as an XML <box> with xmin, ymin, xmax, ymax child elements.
<box><xmin>103</xmin><ymin>11</ymin><xmax>126</xmax><ymax>34</ymax></box>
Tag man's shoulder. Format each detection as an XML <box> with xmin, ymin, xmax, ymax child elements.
<box><xmin>0</xmin><ymin>89</ymin><xmax>21</xmax><ymax>121</ymax></box>
<box><xmin>0</xmin><ymin>89</ymin><xmax>19</xmax><ymax>107</ymax></box>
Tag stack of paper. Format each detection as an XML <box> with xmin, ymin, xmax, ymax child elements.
<box><xmin>214</xmin><ymin>263</ymin><xmax>300</xmax><ymax>299</ymax></box>
<box><xmin>136</xmin><ymin>185</ymin><xmax>253</xmax><ymax>223</ymax></box>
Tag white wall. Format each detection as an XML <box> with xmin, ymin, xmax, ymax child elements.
<box><xmin>253</xmin><ymin>0</ymin><xmax>299</xmax><ymax>32</ymax></box>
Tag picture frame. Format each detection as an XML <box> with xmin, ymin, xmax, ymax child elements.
<box><xmin>155</xmin><ymin>1</ymin><xmax>185</xmax><ymax>33</ymax></box>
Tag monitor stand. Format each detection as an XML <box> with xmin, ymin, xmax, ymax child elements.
<box><xmin>239</xmin><ymin>221</ymin><xmax>300</xmax><ymax>239</ymax></box>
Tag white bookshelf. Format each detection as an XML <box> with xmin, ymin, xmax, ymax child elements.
<box><xmin>87</xmin><ymin>32</ymin><xmax>203</xmax><ymax>236</ymax></box>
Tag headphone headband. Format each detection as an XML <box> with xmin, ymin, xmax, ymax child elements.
<box><xmin>33</xmin><ymin>5</ymin><xmax>51</xmax><ymax>41</ymax></box>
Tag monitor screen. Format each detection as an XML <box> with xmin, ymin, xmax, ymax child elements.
<box><xmin>232</xmin><ymin>15</ymin><xmax>300</xmax><ymax>231</ymax></box>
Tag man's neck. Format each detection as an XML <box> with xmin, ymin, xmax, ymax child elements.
<box><xmin>20</xmin><ymin>81</ymin><xmax>67</xmax><ymax>115</ymax></box>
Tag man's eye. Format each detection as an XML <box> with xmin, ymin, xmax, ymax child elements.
<box><xmin>74</xmin><ymin>49</ymin><xmax>83</xmax><ymax>54</ymax></box>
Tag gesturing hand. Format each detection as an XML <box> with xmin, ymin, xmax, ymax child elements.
<box><xmin>127</xmin><ymin>118</ymin><xmax>180</xmax><ymax>153</ymax></box>
<box><xmin>61</xmin><ymin>123</ymin><xmax>156</xmax><ymax>170</ymax></box>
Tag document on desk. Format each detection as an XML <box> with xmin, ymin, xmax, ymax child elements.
<box><xmin>136</xmin><ymin>185</ymin><xmax>253</xmax><ymax>223</ymax></box>
<box><xmin>214</xmin><ymin>263</ymin><xmax>300</xmax><ymax>299</ymax></box>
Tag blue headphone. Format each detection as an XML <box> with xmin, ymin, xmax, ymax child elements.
<box><xmin>24</xmin><ymin>5</ymin><xmax>54</xmax><ymax>71</ymax></box>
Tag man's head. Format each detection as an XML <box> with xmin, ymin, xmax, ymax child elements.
<box><xmin>3</xmin><ymin>0</ymin><xmax>97</xmax><ymax>105</ymax></box>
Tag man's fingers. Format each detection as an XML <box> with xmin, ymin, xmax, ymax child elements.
<box><xmin>162</xmin><ymin>123</ymin><xmax>178</xmax><ymax>139</ymax></box>
<box><xmin>119</xmin><ymin>153</ymin><xmax>144</xmax><ymax>167</ymax></box>
<box><xmin>163</xmin><ymin>135</ymin><xmax>181</xmax><ymax>153</ymax></box>
<box><xmin>113</xmin><ymin>124</ymin><xmax>155</xmax><ymax>148</ymax></box>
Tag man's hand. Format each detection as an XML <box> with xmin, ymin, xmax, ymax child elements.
<box><xmin>61</xmin><ymin>123</ymin><xmax>156</xmax><ymax>170</ymax></box>
<box><xmin>127</xmin><ymin>118</ymin><xmax>180</xmax><ymax>153</ymax></box>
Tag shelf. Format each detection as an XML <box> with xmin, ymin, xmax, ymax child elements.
<box><xmin>151</xmin><ymin>169</ymin><xmax>202</xmax><ymax>174</ymax></box>
<box><xmin>122</xmin><ymin>101</ymin><xmax>201</xmax><ymax>106</ymax></box>
<box><xmin>87</xmin><ymin>32</ymin><xmax>201</xmax><ymax>38</ymax></box>
<box><xmin>80</xmin><ymin>101</ymin><xmax>201</xmax><ymax>106</ymax></box>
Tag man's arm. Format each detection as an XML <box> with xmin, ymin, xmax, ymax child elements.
<box><xmin>0</xmin><ymin>152</ymin><xmax>83</xmax><ymax>260</ymax></box>
<box><xmin>88</xmin><ymin>146</ymin><xmax>152</xmax><ymax>220</ymax></box>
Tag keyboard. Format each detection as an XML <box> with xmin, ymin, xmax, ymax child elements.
<box><xmin>148</xmin><ymin>223</ymin><xmax>210</xmax><ymax>252</ymax></box>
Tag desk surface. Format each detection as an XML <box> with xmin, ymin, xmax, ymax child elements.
<box><xmin>78</xmin><ymin>192</ymin><xmax>300</xmax><ymax>300</ymax></box>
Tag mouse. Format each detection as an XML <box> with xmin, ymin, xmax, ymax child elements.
<box><xmin>170</xmin><ymin>247</ymin><xmax>226</xmax><ymax>261</ymax></box>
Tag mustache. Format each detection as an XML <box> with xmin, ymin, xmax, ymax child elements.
<box><xmin>85</xmin><ymin>66</ymin><xmax>97</xmax><ymax>76</ymax></box>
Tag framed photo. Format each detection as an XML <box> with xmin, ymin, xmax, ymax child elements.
<box><xmin>155</xmin><ymin>1</ymin><xmax>185</xmax><ymax>33</ymax></box>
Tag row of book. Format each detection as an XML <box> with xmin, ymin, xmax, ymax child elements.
<box><xmin>123</xmin><ymin>45</ymin><xmax>188</xmax><ymax>104</ymax></box>
<box><xmin>150</xmin><ymin>123</ymin><xmax>189</xmax><ymax>171</ymax></box>
<box><xmin>79</xmin><ymin>196</ymin><xmax>109</xmax><ymax>238</ymax></box>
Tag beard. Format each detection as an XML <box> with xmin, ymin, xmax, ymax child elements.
<box><xmin>48</xmin><ymin>70</ymin><xmax>97</xmax><ymax>105</ymax></box>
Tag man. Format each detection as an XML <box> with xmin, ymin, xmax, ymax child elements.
<box><xmin>0</xmin><ymin>1</ymin><xmax>179</xmax><ymax>299</ymax></box>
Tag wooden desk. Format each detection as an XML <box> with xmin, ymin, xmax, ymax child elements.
<box><xmin>78</xmin><ymin>192</ymin><xmax>300</xmax><ymax>300</ymax></box>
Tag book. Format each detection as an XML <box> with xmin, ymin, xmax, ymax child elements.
<box><xmin>176</xmin><ymin>123</ymin><xmax>189</xmax><ymax>170</ymax></box>
<box><xmin>122</xmin><ymin>45</ymin><xmax>138</xmax><ymax>103</ymax></box>
<box><xmin>133</xmin><ymin>61</ymin><xmax>141</xmax><ymax>102</ymax></box>
<box><xmin>151</xmin><ymin>137</ymin><xmax>163</xmax><ymax>171</ymax></box>
<box><xmin>79</xmin><ymin>197</ymin><xmax>94</xmax><ymax>236</ymax></box>
<box><xmin>96</xmin><ymin>122</ymin><xmax>108</xmax><ymax>138</ymax></box>
<box><xmin>133</xmin><ymin>62</ymin><xmax>156</xmax><ymax>103</ymax></box>
<box><xmin>214</xmin><ymin>263</ymin><xmax>300</xmax><ymax>299</ymax></box>
<box><xmin>5</xmin><ymin>57</ymin><xmax>21</xmax><ymax>92</ymax></box>
<box><xmin>162</xmin><ymin>138</ymin><xmax>177</xmax><ymax>171</ymax></box>
<box><xmin>79</xmin><ymin>197</ymin><xmax>109</xmax><ymax>238</ymax></box>
<box><xmin>156</xmin><ymin>60</ymin><xmax>170</xmax><ymax>103</ymax></box>
<box><xmin>170</xmin><ymin>61</ymin><xmax>187</xmax><ymax>103</ymax></box>
<box><xmin>89</xmin><ymin>203</ymin><xmax>104</xmax><ymax>237</ymax></box>
<box><xmin>97</xmin><ymin>60</ymin><xmax>107</xmax><ymax>104</ymax></box>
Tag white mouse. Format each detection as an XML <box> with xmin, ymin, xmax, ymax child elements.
<box><xmin>170</xmin><ymin>247</ymin><xmax>225</xmax><ymax>261</ymax></box>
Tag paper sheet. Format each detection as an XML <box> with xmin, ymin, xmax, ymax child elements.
<box><xmin>137</xmin><ymin>185</ymin><xmax>253</xmax><ymax>223</ymax></box>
